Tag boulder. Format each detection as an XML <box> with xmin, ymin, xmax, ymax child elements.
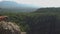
<box><xmin>0</xmin><ymin>21</ymin><xmax>21</xmax><ymax>34</ymax></box>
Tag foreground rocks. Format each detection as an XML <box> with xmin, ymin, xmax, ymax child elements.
<box><xmin>0</xmin><ymin>21</ymin><xmax>21</xmax><ymax>34</ymax></box>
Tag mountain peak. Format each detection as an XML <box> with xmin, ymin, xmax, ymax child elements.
<box><xmin>0</xmin><ymin>1</ymin><xmax>18</xmax><ymax>5</ymax></box>
<box><xmin>0</xmin><ymin>1</ymin><xmax>39</xmax><ymax>8</ymax></box>
<box><xmin>0</xmin><ymin>1</ymin><xmax>17</xmax><ymax>3</ymax></box>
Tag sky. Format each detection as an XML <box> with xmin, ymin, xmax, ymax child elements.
<box><xmin>0</xmin><ymin>0</ymin><xmax>60</xmax><ymax>7</ymax></box>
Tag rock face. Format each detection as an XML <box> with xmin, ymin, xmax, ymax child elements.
<box><xmin>0</xmin><ymin>21</ymin><xmax>21</xmax><ymax>34</ymax></box>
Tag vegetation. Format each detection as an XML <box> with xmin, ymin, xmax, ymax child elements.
<box><xmin>0</xmin><ymin>7</ymin><xmax>60</xmax><ymax>34</ymax></box>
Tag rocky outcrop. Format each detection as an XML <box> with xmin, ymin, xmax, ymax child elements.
<box><xmin>0</xmin><ymin>21</ymin><xmax>21</xmax><ymax>34</ymax></box>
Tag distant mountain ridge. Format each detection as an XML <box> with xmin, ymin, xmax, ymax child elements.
<box><xmin>0</xmin><ymin>1</ymin><xmax>18</xmax><ymax>8</ymax></box>
<box><xmin>34</xmin><ymin>7</ymin><xmax>60</xmax><ymax>13</ymax></box>
<box><xmin>0</xmin><ymin>1</ymin><xmax>38</xmax><ymax>8</ymax></box>
<box><xmin>0</xmin><ymin>1</ymin><xmax>38</xmax><ymax>12</ymax></box>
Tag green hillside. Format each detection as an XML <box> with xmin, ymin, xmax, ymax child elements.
<box><xmin>34</xmin><ymin>7</ymin><xmax>60</xmax><ymax>13</ymax></box>
<box><xmin>0</xmin><ymin>7</ymin><xmax>60</xmax><ymax>34</ymax></box>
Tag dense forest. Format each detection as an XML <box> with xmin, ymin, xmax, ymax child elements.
<box><xmin>0</xmin><ymin>7</ymin><xmax>60</xmax><ymax>34</ymax></box>
<box><xmin>34</xmin><ymin>7</ymin><xmax>60</xmax><ymax>13</ymax></box>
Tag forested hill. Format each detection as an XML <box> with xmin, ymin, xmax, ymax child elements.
<box><xmin>34</xmin><ymin>7</ymin><xmax>60</xmax><ymax>13</ymax></box>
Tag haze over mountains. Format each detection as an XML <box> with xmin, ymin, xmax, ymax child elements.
<box><xmin>0</xmin><ymin>1</ymin><xmax>39</xmax><ymax>12</ymax></box>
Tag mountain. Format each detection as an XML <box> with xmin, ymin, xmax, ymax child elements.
<box><xmin>0</xmin><ymin>1</ymin><xmax>39</xmax><ymax>12</ymax></box>
<box><xmin>34</xmin><ymin>7</ymin><xmax>60</xmax><ymax>13</ymax></box>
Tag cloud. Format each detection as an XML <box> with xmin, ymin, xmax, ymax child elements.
<box><xmin>0</xmin><ymin>0</ymin><xmax>60</xmax><ymax>7</ymax></box>
<box><xmin>0</xmin><ymin>0</ymin><xmax>2</xmax><ymax>1</ymax></box>
<box><xmin>14</xmin><ymin>0</ymin><xmax>60</xmax><ymax>7</ymax></box>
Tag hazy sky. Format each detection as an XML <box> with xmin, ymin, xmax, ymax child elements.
<box><xmin>0</xmin><ymin>0</ymin><xmax>60</xmax><ymax>7</ymax></box>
